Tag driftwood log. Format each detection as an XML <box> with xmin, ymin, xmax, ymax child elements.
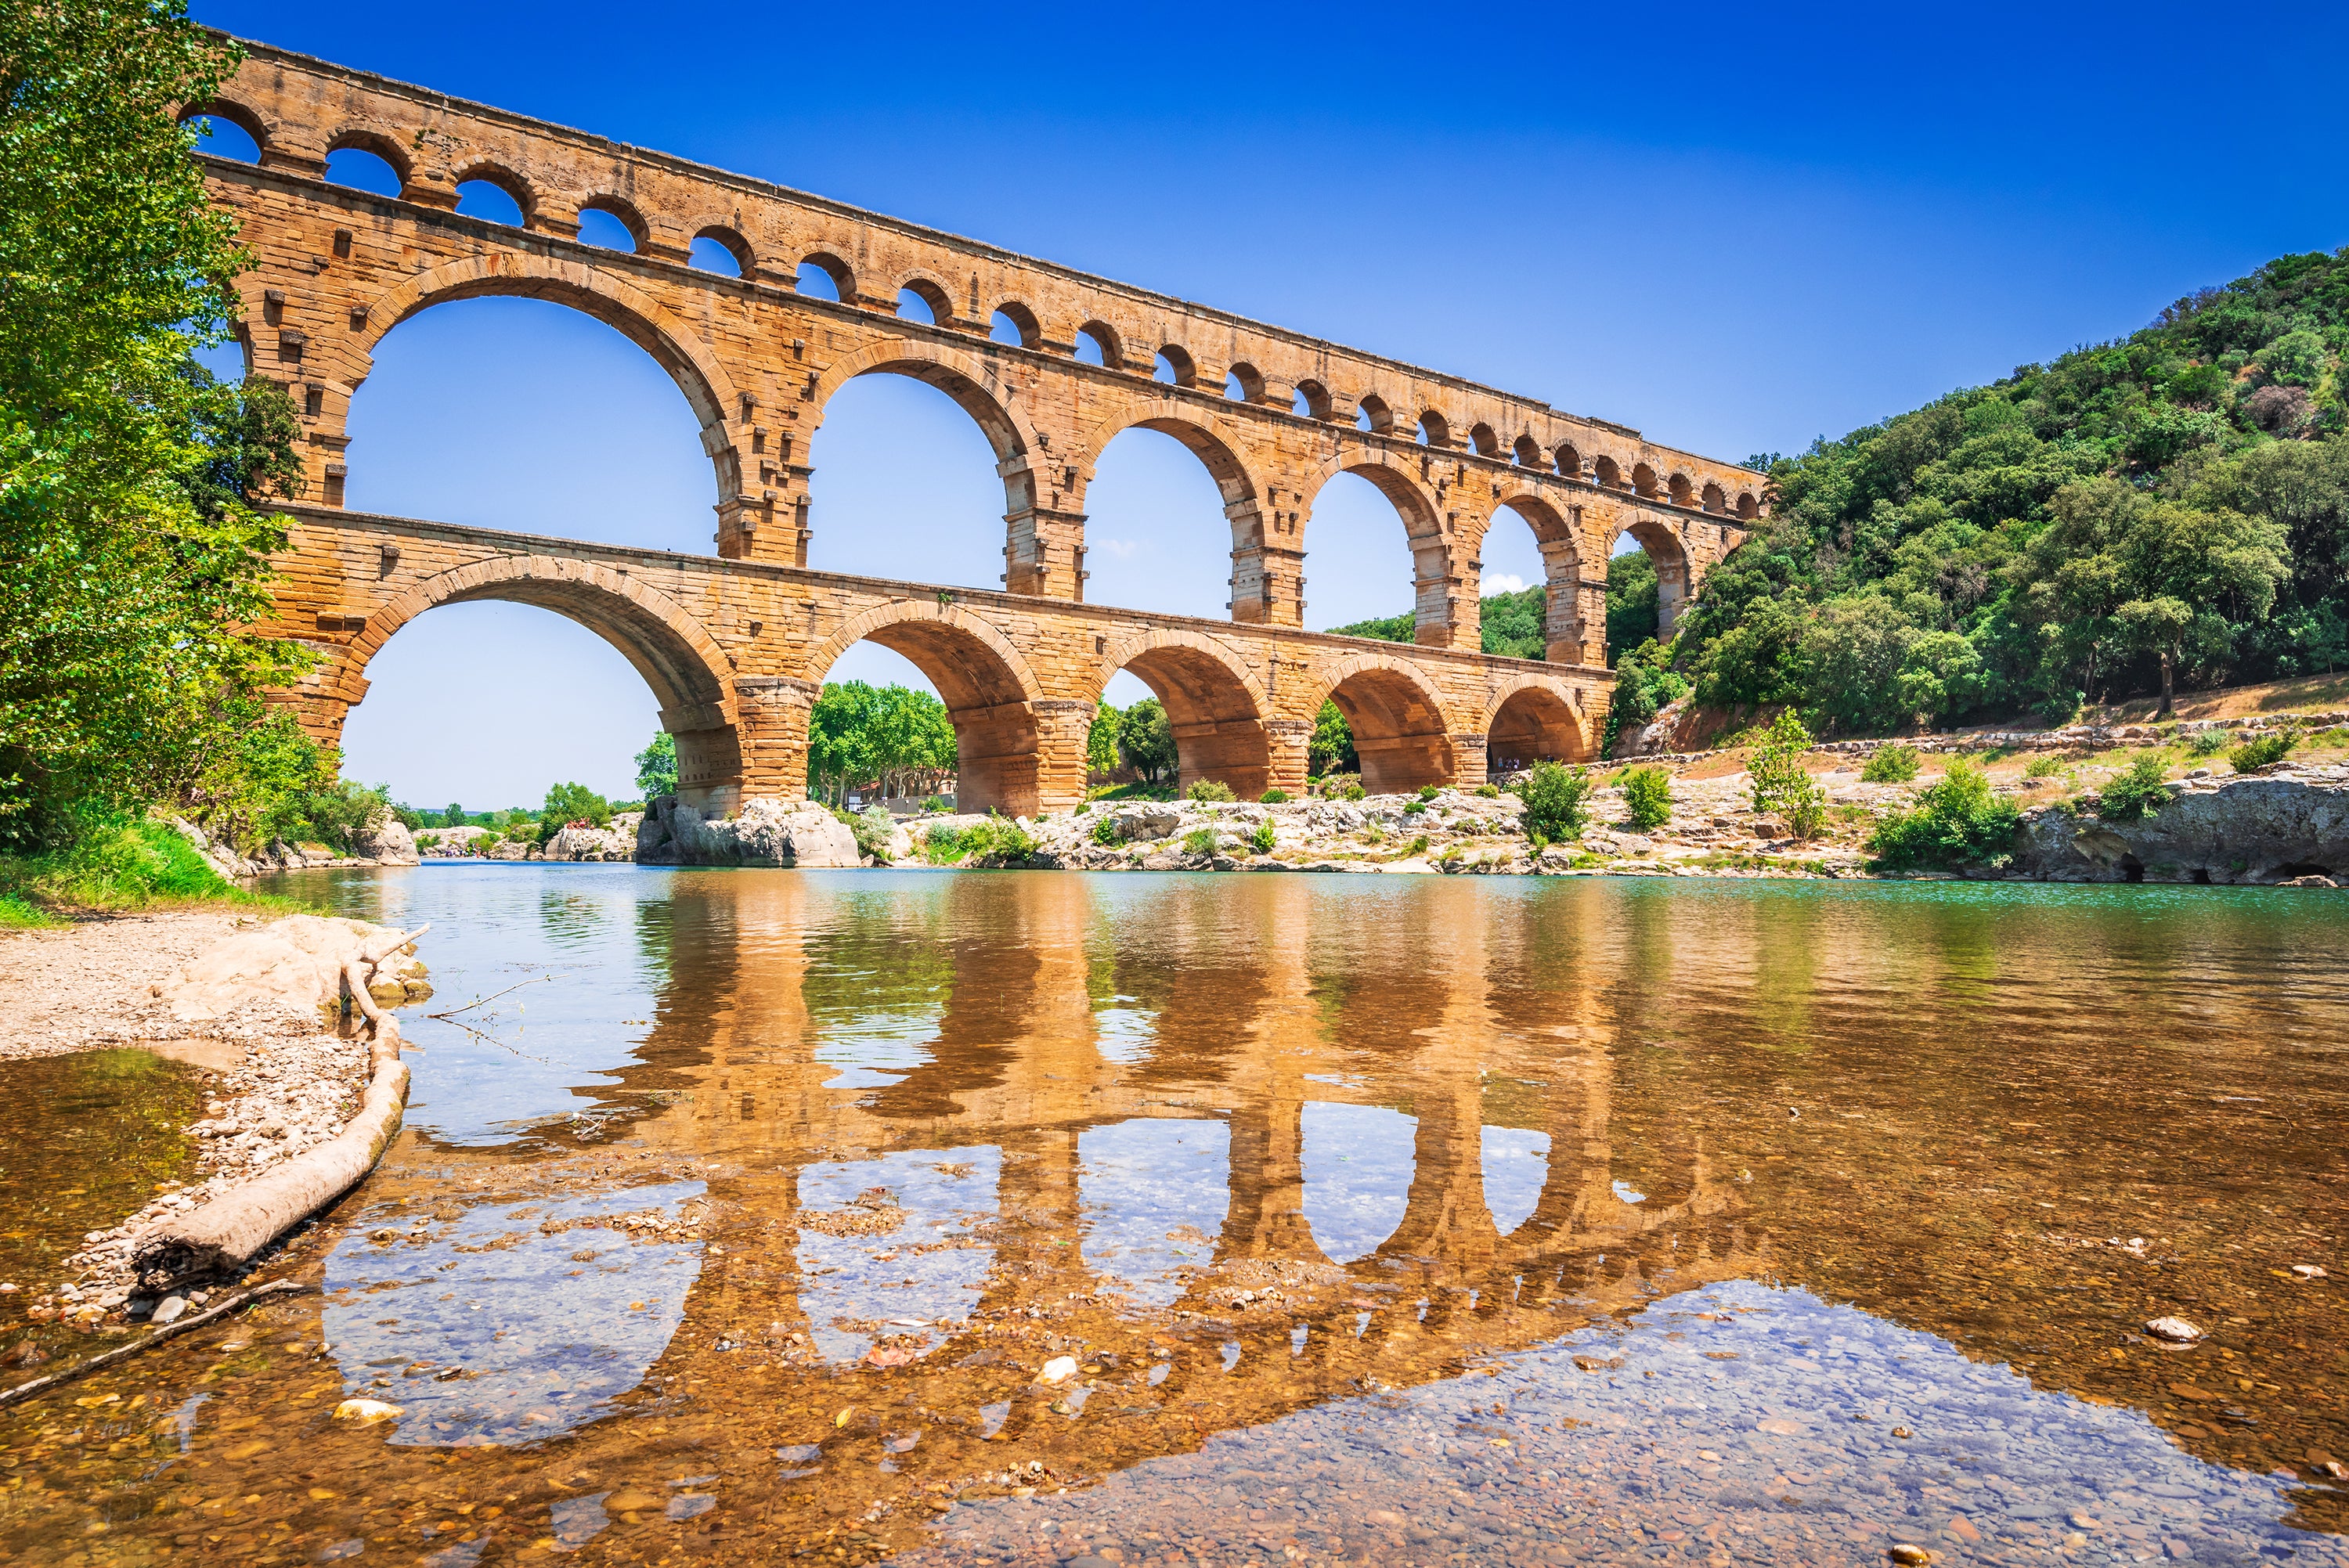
<box><xmin>0</xmin><ymin>1281</ymin><xmax>312</xmax><ymax>1411</ymax></box>
<box><xmin>131</xmin><ymin>925</ymin><xmax>428</xmax><ymax>1289</ymax></box>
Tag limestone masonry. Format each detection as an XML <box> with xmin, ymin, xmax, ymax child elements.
<box><xmin>200</xmin><ymin>37</ymin><xmax>1760</xmax><ymax>813</ymax></box>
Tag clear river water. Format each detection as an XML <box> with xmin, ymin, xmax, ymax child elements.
<box><xmin>2</xmin><ymin>867</ymin><xmax>2346</xmax><ymax>1566</ymax></box>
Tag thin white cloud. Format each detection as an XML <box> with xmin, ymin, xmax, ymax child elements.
<box><xmin>1094</xmin><ymin>538</ymin><xmax>1142</xmax><ymax>558</ymax></box>
<box><xmin>1481</xmin><ymin>572</ymin><xmax>1528</xmax><ymax>594</ymax></box>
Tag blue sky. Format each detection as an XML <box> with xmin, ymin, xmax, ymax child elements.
<box><xmin>190</xmin><ymin>0</ymin><xmax>2349</xmax><ymax>809</ymax></box>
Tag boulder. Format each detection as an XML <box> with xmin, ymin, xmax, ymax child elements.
<box><xmin>350</xmin><ymin>816</ymin><xmax>419</xmax><ymax>866</ymax></box>
<box><xmin>2015</xmin><ymin>771</ymin><xmax>2349</xmax><ymax>883</ymax></box>
<box><xmin>636</xmin><ymin>795</ymin><xmax>861</xmax><ymax>867</ymax></box>
<box><xmin>542</xmin><ymin>823</ymin><xmax>636</xmax><ymax>862</ymax></box>
<box><xmin>153</xmin><ymin>914</ymin><xmax>426</xmax><ymax>1023</ymax></box>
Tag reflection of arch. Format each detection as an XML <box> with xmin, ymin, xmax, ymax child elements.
<box><xmin>809</xmin><ymin>600</ymin><xmax>1045</xmax><ymax>815</ymax></box>
<box><xmin>1309</xmin><ymin>652</ymin><xmax>1456</xmax><ymax>794</ymax></box>
<box><xmin>335</xmin><ymin>553</ymin><xmax>740</xmax><ymax>803</ymax></box>
<box><xmin>356</xmin><ymin>253</ymin><xmax>743</xmax><ymax>500</ymax></box>
<box><xmin>1485</xmin><ymin>679</ymin><xmax>1591</xmax><ymax>770</ymax></box>
<box><xmin>326</xmin><ymin>127</ymin><xmax>410</xmax><ymax>189</ymax></box>
<box><xmin>1097</xmin><ymin>628</ymin><xmax>1272</xmax><ymax>798</ymax></box>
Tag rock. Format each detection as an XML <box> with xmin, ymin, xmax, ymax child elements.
<box><xmin>333</xmin><ymin>1397</ymin><xmax>402</xmax><ymax>1422</ymax></box>
<box><xmin>636</xmin><ymin>795</ymin><xmax>861</xmax><ymax>867</ymax></box>
<box><xmin>156</xmin><ymin>915</ymin><xmax>423</xmax><ymax>1024</ymax></box>
<box><xmin>542</xmin><ymin>823</ymin><xmax>635</xmax><ymax>862</ymax></box>
<box><xmin>151</xmin><ymin>1295</ymin><xmax>189</xmax><ymax>1325</ymax></box>
<box><xmin>1039</xmin><ymin>1355</ymin><xmax>1078</xmax><ymax>1384</ymax></box>
<box><xmin>2145</xmin><ymin>1316</ymin><xmax>2203</xmax><ymax>1343</ymax></box>
<box><xmin>2292</xmin><ymin>1263</ymin><xmax>2327</xmax><ymax>1278</ymax></box>
<box><xmin>604</xmin><ymin>1489</ymin><xmax>662</xmax><ymax>1513</ymax></box>
<box><xmin>1889</xmin><ymin>1546</ymin><xmax>1932</xmax><ymax>1565</ymax></box>
<box><xmin>348</xmin><ymin>816</ymin><xmax>418</xmax><ymax>866</ymax></box>
<box><xmin>2015</xmin><ymin>773</ymin><xmax>2349</xmax><ymax>884</ymax></box>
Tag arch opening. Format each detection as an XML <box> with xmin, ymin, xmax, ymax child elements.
<box><xmin>689</xmin><ymin>228</ymin><xmax>749</xmax><ymax>277</ymax></box>
<box><xmin>1304</xmin><ymin>465</ymin><xmax>1445</xmax><ymax>646</ymax></box>
<box><xmin>1605</xmin><ymin>520</ymin><xmax>1691</xmax><ymax>662</ymax></box>
<box><xmin>1476</xmin><ymin>499</ymin><xmax>1571</xmax><ymax>661</ymax></box>
<box><xmin>323</xmin><ymin>142</ymin><xmax>403</xmax><ymax>197</ymax></box>
<box><xmin>796</xmin><ymin>253</ymin><xmax>853</xmax><ymax>301</ymax></box>
<box><xmin>1074</xmin><ymin>322</ymin><xmax>1119</xmax><ymax>368</ymax></box>
<box><xmin>1555</xmin><ymin>442</ymin><xmax>1582</xmax><ymax>478</ymax></box>
<box><xmin>1224</xmin><ymin>362</ymin><xmax>1264</xmax><ymax>403</ymax></box>
<box><xmin>1322</xmin><ymin>665</ymin><xmax>1454</xmax><ymax>795</ymax></box>
<box><xmin>1632</xmin><ymin>461</ymin><xmax>1661</xmax><ymax>499</ymax></box>
<box><xmin>989</xmin><ymin>303</ymin><xmax>1040</xmax><ymax>348</ymax></box>
<box><xmin>1153</xmin><ymin>346</ymin><xmax>1196</xmax><ymax>387</ymax></box>
<box><xmin>576</xmin><ymin>204</ymin><xmax>638</xmax><ymax>254</ymax></box>
<box><xmin>1416</xmin><ymin>410</ymin><xmax>1450</xmax><ymax>448</ymax></box>
<box><xmin>1083</xmin><ymin>420</ymin><xmax>1255</xmax><ymax>620</ymax></box>
<box><xmin>454</xmin><ymin>175</ymin><xmax>526</xmax><ymax>227</ymax></box>
<box><xmin>805</xmin><ymin>369</ymin><xmax>1016</xmax><ymax>594</ymax></box>
<box><xmin>1100</xmin><ymin>635</ymin><xmax>1272</xmax><ymax>799</ymax></box>
<box><xmin>1512</xmin><ymin>434</ymin><xmax>1541</xmax><ymax>467</ymax></box>
<box><xmin>1292</xmin><ymin>380</ymin><xmax>1331</xmax><ymax>421</ymax></box>
<box><xmin>1487</xmin><ymin>686</ymin><xmax>1586</xmax><ymax>776</ymax></box>
<box><xmin>1468</xmin><ymin>422</ymin><xmax>1500</xmax><ymax>457</ymax></box>
<box><xmin>182</xmin><ymin>106</ymin><xmax>262</xmax><ymax>163</ymax></box>
<box><xmin>1591</xmin><ymin>454</ymin><xmax>1622</xmax><ymax>490</ymax></box>
<box><xmin>1355</xmin><ymin>395</ymin><xmax>1395</xmax><ymax>435</ymax></box>
<box><xmin>896</xmin><ymin>283</ymin><xmax>947</xmax><ymax>325</ymax></box>
<box><xmin>810</xmin><ymin>609</ymin><xmax>1045</xmax><ymax>816</ymax></box>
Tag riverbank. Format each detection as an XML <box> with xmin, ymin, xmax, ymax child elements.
<box><xmin>0</xmin><ymin>914</ymin><xmax>427</xmax><ymax>1336</ymax></box>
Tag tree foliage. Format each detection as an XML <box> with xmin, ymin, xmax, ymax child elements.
<box><xmin>807</xmin><ymin>681</ymin><xmax>957</xmax><ymax>804</ymax></box>
<box><xmin>1515</xmin><ymin>761</ymin><xmax>1593</xmax><ymax>845</ymax></box>
<box><xmin>1864</xmin><ymin>759</ymin><xmax>2024</xmax><ymax>871</ymax></box>
<box><xmin>0</xmin><ymin>5</ymin><xmax>316</xmax><ymax>852</ymax></box>
<box><xmin>1308</xmin><ymin>699</ymin><xmax>1356</xmax><ymax>777</ymax></box>
<box><xmin>1116</xmin><ymin>698</ymin><xmax>1178</xmax><ymax>784</ymax></box>
<box><xmin>634</xmin><ymin>731</ymin><xmax>678</xmax><ymax>798</ymax></box>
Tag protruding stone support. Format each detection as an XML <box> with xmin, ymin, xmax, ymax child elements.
<box><xmin>1229</xmin><ymin>536</ymin><xmax>1303</xmax><ymax>627</ymax></box>
<box><xmin>1005</xmin><ymin>504</ymin><xmax>1087</xmax><ymax>600</ymax></box>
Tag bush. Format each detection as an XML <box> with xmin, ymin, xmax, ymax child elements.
<box><xmin>1402</xmin><ymin>799</ymin><xmax>1427</xmax><ymax>815</ymax></box>
<box><xmin>849</xmin><ymin>804</ymin><xmax>897</xmax><ymax>863</ymax></box>
<box><xmin>1188</xmin><ymin>780</ymin><xmax>1235</xmax><ymax>803</ymax></box>
<box><xmin>1249</xmin><ymin>819</ymin><xmax>1276</xmax><ymax>854</ymax></box>
<box><xmin>1089</xmin><ymin>813</ymin><xmax>1122</xmax><ymax>846</ymax></box>
<box><xmin>923</xmin><ymin>819</ymin><xmax>1035</xmax><ymax>866</ymax></box>
<box><xmin>1621</xmin><ymin>766</ymin><xmax>1673</xmax><ymax>831</ymax></box>
<box><xmin>1864</xmin><ymin>759</ymin><xmax>2024</xmax><ymax>871</ymax></box>
<box><xmin>1259</xmin><ymin>789</ymin><xmax>1290</xmax><ymax>804</ymax></box>
<box><xmin>2095</xmin><ymin>755</ymin><xmax>2175</xmax><ymax>823</ymax></box>
<box><xmin>1748</xmin><ymin>709</ymin><xmax>1828</xmax><ymax>839</ymax></box>
<box><xmin>1416</xmin><ymin>784</ymin><xmax>1440</xmax><ymax>802</ymax></box>
<box><xmin>1861</xmin><ymin>744</ymin><xmax>1920</xmax><ymax>784</ymax></box>
<box><xmin>1405</xmin><ymin>834</ymin><xmax>1430</xmax><ymax>856</ymax></box>
<box><xmin>2186</xmin><ymin>727</ymin><xmax>2231</xmax><ymax>756</ymax></box>
<box><xmin>1340</xmin><ymin>782</ymin><xmax>1366</xmax><ymax>802</ymax></box>
<box><xmin>1475</xmin><ymin>784</ymin><xmax>1499</xmax><ymax>798</ymax></box>
<box><xmin>2022</xmin><ymin>753</ymin><xmax>2064</xmax><ymax>779</ymax></box>
<box><xmin>1518</xmin><ymin>762</ymin><xmax>1593</xmax><ymax>845</ymax></box>
<box><xmin>923</xmin><ymin>796</ymin><xmax>951</xmax><ymax>813</ymax></box>
<box><xmin>2228</xmin><ymin>731</ymin><xmax>2299</xmax><ymax>772</ymax></box>
<box><xmin>1182</xmin><ymin>827</ymin><xmax>1216</xmax><ymax>856</ymax></box>
<box><xmin>0</xmin><ymin>811</ymin><xmax>234</xmax><ymax>922</ymax></box>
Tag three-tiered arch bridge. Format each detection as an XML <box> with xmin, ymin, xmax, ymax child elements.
<box><xmin>200</xmin><ymin>38</ymin><xmax>1761</xmax><ymax>813</ymax></box>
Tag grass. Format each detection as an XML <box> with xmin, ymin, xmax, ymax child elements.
<box><xmin>0</xmin><ymin>815</ymin><xmax>306</xmax><ymax>928</ymax></box>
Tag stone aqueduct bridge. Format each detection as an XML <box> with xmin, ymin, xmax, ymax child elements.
<box><xmin>204</xmin><ymin>38</ymin><xmax>1761</xmax><ymax>810</ymax></box>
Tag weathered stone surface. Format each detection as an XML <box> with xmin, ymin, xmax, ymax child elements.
<box><xmin>350</xmin><ymin>816</ymin><xmax>418</xmax><ymax>866</ymax></box>
<box><xmin>542</xmin><ymin>821</ymin><xmax>637</xmax><ymax>862</ymax></box>
<box><xmin>2015</xmin><ymin>771</ymin><xmax>2349</xmax><ymax>884</ymax></box>
<box><xmin>638</xmin><ymin>795</ymin><xmax>861</xmax><ymax>868</ymax></box>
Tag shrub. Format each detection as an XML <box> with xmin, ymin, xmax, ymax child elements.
<box><xmin>1748</xmin><ymin>710</ymin><xmax>1828</xmax><ymax>838</ymax></box>
<box><xmin>2228</xmin><ymin>730</ymin><xmax>2299</xmax><ymax>772</ymax></box>
<box><xmin>1188</xmin><ymin>780</ymin><xmax>1236</xmax><ymax>803</ymax></box>
<box><xmin>1182</xmin><ymin>827</ymin><xmax>1216</xmax><ymax>856</ymax></box>
<box><xmin>1090</xmin><ymin>813</ymin><xmax>1122</xmax><ymax>846</ymax></box>
<box><xmin>1340</xmin><ymin>782</ymin><xmax>1366</xmax><ymax>802</ymax></box>
<box><xmin>1259</xmin><ymin>789</ymin><xmax>1290</xmax><ymax>804</ymax></box>
<box><xmin>1518</xmin><ymin>762</ymin><xmax>1593</xmax><ymax>845</ymax></box>
<box><xmin>1475</xmin><ymin>784</ymin><xmax>1499</xmax><ymax>798</ymax></box>
<box><xmin>1864</xmin><ymin>759</ymin><xmax>2024</xmax><ymax>871</ymax></box>
<box><xmin>923</xmin><ymin>796</ymin><xmax>951</xmax><ymax>813</ymax></box>
<box><xmin>1405</xmin><ymin>834</ymin><xmax>1431</xmax><ymax>856</ymax></box>
<box><xmin>1621</xmin><ymin>766</ymin><xmax>1673</xmax><ymax>831</ymax></box>
<box><xmin>850</xmin><ymin>804</ymin><xmax>897</xmax><ymax>863</ymax></box>
<box><xmin>922</xmin><ymin>820</ymin><xmax>1035</xmax><ymax>866</ymax></box>
<box><xmin>1416</xmin><ymin>784</ymin><xmax>1440</xmax><ymax>802</ymax></box>
<box><xmin>1402</xmin><ymin>799</ymin><xmax>1427</xmax><ymax>815</ymax></box>
<box><xmin>1861</xmin><ymin>744</ymin><xmax>1920</xmax><ymax>784</ymax></box>
<box><xmin>1249</xmin><ymin>819</ymin><xmax>1276</xmax><ymax>854</ymax></box>
<box><xmin>2186</xmin><ymin>727</ymin><xmax>2231</xmax><ymax>757</ymax></box>
<box><xmin>2095</xmin><ymin>755</ymin><xmax>2175</xmax><ymax>823</ymax></box>
<box><xmin>2022</xmin><ymin>753</ymin><xmax>2064</xmax><ymax>779</ymax></box>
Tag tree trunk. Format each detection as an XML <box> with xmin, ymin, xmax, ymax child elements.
<box><xmin>2158</xmin><ymin>651</ymin><xmax>2175</xmax><ymax>718</ymax></box>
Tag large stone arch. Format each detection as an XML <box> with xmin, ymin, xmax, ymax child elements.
<box><xmin>1297</xmin><ymin>453</ymin><xmax>1458</xmax><ymax>649</ymax></box>
<box><xmin>1070</xmin><ymin>400</ymin><xmax>1274</xmax><ymax>623</ymax></box>
<box><xmin>1475</xmin><ymin>489</ymin><xmax>1588</xmax><ymax>664</ymax></box>
<box><xmin>805</xmin><ymin>599</ymin><xmax>1051</xmax><ymax>816</ymax></box>
<box><xmin>1307</xmin><ymin>651</ymin><xmax>1458</xmax><ymax>795</ymax></box>
<box><xmin>330</xmin><ymin>553</ymin><xmax>743</xmax><ymax>806</ymax></box>
<box><xmin>1482</xmin><ymin>676</ymin><xmax>1593</xmax><ymax>773</ymax></box>
<box><xmin>1601</xmin><ymin>510</ymin><xmax>1695</xmax><ymax>654</ymax></box>
<box><xmin>1096</xmin><ymin>627</ymin><xmax>1273</xmax><ymax>798</ymax></box>
<box><xmin>338</xmin><ymin>252</ymin><xmax>745</xmax><ymax>512</ymax></box>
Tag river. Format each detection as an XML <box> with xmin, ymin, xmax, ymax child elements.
<box><xmin>2</xmin><ymin>867</ymin><xmax>2346</xmax><ymax>1566</ymax></box>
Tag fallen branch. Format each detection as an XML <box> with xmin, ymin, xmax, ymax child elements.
<box><xmin>130</xmin><ymin>925</ymin><xmax>427</xmax><ymax>1289</ymax></box>
<box><xmin>424</xmin><ymin>974</ymin><xmax>548</xmax><ymax>1020</ymax></box>
<box><xmin>0</xmin><ymin>1280</ymin><xmax>312</xmax><ymax>1411</ymax></box>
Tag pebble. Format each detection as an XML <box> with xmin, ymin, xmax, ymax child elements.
<box><xmin>2145</xmin><ymin>1316</ymin><xmax>2203</xmax><ymax>1342</ymax></box>
<box><xmin>332</xmin><ymin>1397</ymin><xmax>402</xmax><ymax>1422</ymax></box>
<box><xmin>150</xmin><ymin>1296</ymin><xmax>188</xmax><ymax>1326</ymax></box>
<box><xmin>1039</xmin><ymin>1355</ymin><xmax>1078</xmax><ymax>1384</ymax></box>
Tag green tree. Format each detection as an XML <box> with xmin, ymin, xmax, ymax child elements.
<box><xmin>1117</xmin><ymin>698</ymin><xmax>1178</xmax><ymax>785</ymax></box>
<box><xmin>442</xmin><ymin>802</ymin><xmax>466</xmax><ymax>828</ymax></box>
<box><xmin>542</xmin><ymin>781</ymin><xmax>612</xmax><ymax>831</ymax></box>
<box><xmin>1747</xmin><ymin>708</ymin><xmax>1828</xmax><ymax>838</ymax></box>
<box><xmin>1087</xmin><ymin>700</ymin><xmax>1120</xmax><ymax>776</ymax></box>
<box><xmin>1621</xmin><ymin>766</ymin><xmax>1672</xmax><ymax>831</ymax></box>
<box><xmin>1865</xmin><ymin>759</ymin><xmax>2023</xmax><ymax>871</ymax></box>
<box><xmin>1517</xmin><ymin>762</ymin><xmax>1593</xmax><ymax>846</ymax></box>
<box><xmin>0</xmin><ymin>7</ymin><xmax>312</xmax><ymax>849</ymax></box>
<box><xmin>1308</xmin><ymin>699</ymin><xmax>1356</xmax><ymax>776</ymax></box>
<box><xmin>634</xmin><ymin>731</ymin><xmax>677</xmax><ymax>798</ymax></box>
<box><xmin>1605</xmin><ymin>550</ymin><xmax>1659</xmax><ymax>662</ymax></box>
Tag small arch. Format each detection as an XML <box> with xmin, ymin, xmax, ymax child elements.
<box><xmin>1312</xmin><ymin>654</ymin><xmax>1456</xmax><ymax>795</ymax></box>
<box><xmin>1512</xmin><ymin>434</ymin><xmax>1542</xmax><ymax>467</ymax></box>
<box><xmin>797</xmin><ymin>251</ymin><xmax>854</xmax><ymax>302</ymax></box>
<box><xmin>1554</xmin><ymin>442</ymin><xmax>1582</xmax><ymax>478</ymax></box>
<box><xmin>1700</xmin><ymin>480</ymin><xmax>1727</xmax><ymax>514</ymax></box>
<box><xmin>1485</xmin><ymin>683</ymin><xmax>1589</xmax><ymax>773</ymax></box>
<box><xmin>1417</xmin><ymin>410</ymin><xmax>1452</xmax><ymax>448</ymax></box>
<box><xmin>1225</xmin><ymin>362</ymin><xmax>1265</xmax><ymax>403</ymax></box>
<box><xmin>1736</xmin><ymin>490</ymin><xmax>1760</xmax><ymax>520</ymax></box>
<box><xmin>1667</xmin><ymin>471</ymin><xmax>1694</xmax><ymax>507</ymax></box>
<box><xmin>324</xmin><ymin>128</ymin><xmax>409</xmax><ymax>193</ymax></box>
<box><xmin>1074</xmin><ymin>321</ymin><xmax>1121</xmax><ymax>368</ymax></box>
<box><xmin>1355</xmin><ymin>394</ymin><xmax>1394</xmax><ymax>434</ymax></box>
<box><xmin>897</xmin><ymin>277</ymin><xmax>953</xmax><ymax>326</ymax></box>
<box><xmin>1292</xmin><ymin>379</ymin><xmax>1332</xmax><ymax>420</ymax></box>
<box><xmin>690</xmin><ymin>226</ymin><xmax>752</xmax><ymax>278</ymax></box>
<box><xmin>1592</xmin><ymin>454</ymin><xmax>1623</xmax><ymax>490</ymax></box>
<box><xmin>1468</xmin><ymin>422</ymin><xmax>1500</xmax><ymax>457</ymax></box>
<box><xmin>990</xmin><ymin>301</ymin><xmax>1041</xmax><ymax>348</ymax></box>
<box><xmin>1632</xmin><ymin>461</ymin><xmax>1661</xmax><ymax>499</ymax></box>
<box><xmin>1097</xmin><ymin>629</ymin><xmax>1272</xmax><ymax>799</ymax></box>
<box><xmin>453</xmin><ymin>164</ymin><xmax>532</xmax><ymax>227</ymax></box>
<box><xmin>806</xmin><ymin>600</ymin><xmax>1045</xmax><ymax>816</ymax></box>
<box><xmin>576</xmin><ymin>200</ymin><xmax>642</xmax><ymax>254</ymax></box>
<box><xmin>180</xmin><ymin>101</ymin><xmax>265</xmax><ymax>163</ymax></box>
<box><xmin>1154</xmin><ymin>344</ymin><xmax>1197</xmax><ymax>387</ymax></box>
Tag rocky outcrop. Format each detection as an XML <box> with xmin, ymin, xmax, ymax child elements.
<box><xmin>415</xmin><ymin>825</ymin><xmax>489</xmax><ymax>857</ymax></box>
<box><xmin>635</xmin><ymin>795</ymin><xmax>862</xmax><ymax>868</ymax></box>
<box><xmin>2015</xmin><ymin>766</ymin><xmax>2349</xmax><ymax>884</ymax></box>
<box><xmin>542</xmin><ymin>816</ymin><xmax>640</xmax><ymax>862</ymax></box>
<box><xmin>349</xmin><ymin>816</ymin><xmax>418</xmax><ymax>865</ymax></box>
